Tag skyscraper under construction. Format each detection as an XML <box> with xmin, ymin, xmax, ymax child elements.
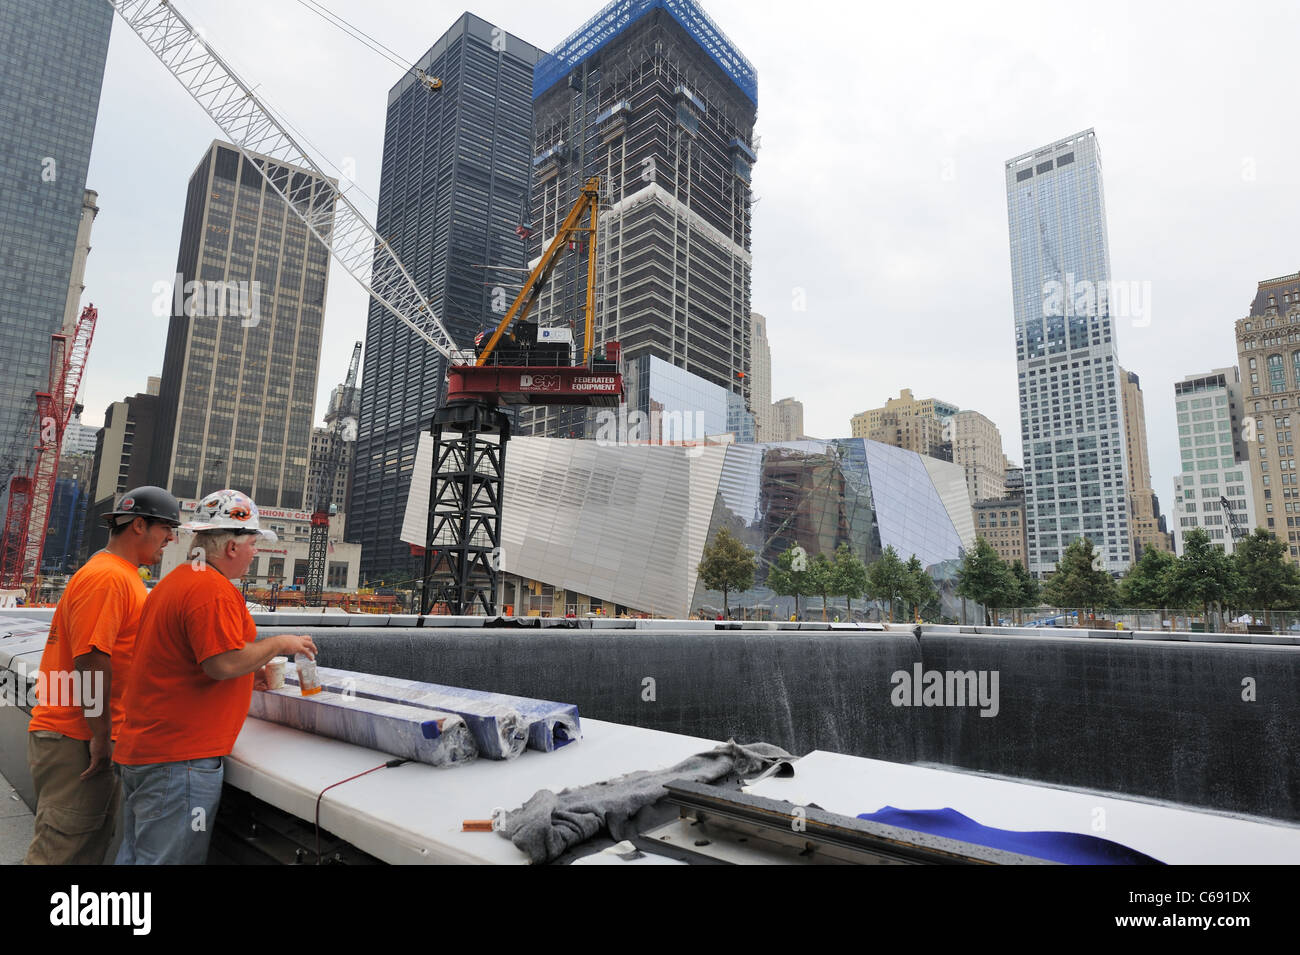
<box><xmin>523</xmin><ymin>0</ymin><xmax>758</xmax><ymax>438</ymax></box>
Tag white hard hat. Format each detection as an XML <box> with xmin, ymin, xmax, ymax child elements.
<box><xmin>182</xmin><ymin>489</ymin><xmax>278</xmax><ymax>542</ymax></box>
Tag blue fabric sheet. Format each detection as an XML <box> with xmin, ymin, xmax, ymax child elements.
<box><xmin>857</xmin><ymin>806</ymin><xmax>1165</xmax><ymax>865</ymax></box>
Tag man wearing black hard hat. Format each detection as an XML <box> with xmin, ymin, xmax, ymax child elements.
<box><xmin>24</xmin><ymin>485</ymin><xmax>180</xmax><ymax>865</ymax></box>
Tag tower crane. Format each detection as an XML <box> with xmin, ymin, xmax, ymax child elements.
<box><xmin>105</xmin><ymin>0</ymin><xmax>622</xmax><ymax>614</ymax></box>
<box><xmin>0</xmin><ymin>304</ymin><xmax>99</xmax><ymax>595</ymax></box>
<box><xmin>1220</xmin><ymin>496</ymin><xmax>1247</xmax><ymax>543</ymax></box>
<box><xmin>304</xmin><ymin>341</ymin><xmax>361</xmax><ymax>606</ymax></box>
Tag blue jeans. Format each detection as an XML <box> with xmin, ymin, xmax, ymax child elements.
<box><xmin>114</xmin><ymin>757</ymin><xmax>224</xmax><ymax>865</ymax></box>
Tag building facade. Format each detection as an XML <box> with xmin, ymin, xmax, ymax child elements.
<box><xmin>770</xmin><ymin>397</ymin><xmax>805</xmax><ymax>442</ymax></box>
<box><xmin>62</xmin><ymin>409</ymin><xmax>100</xmax><ymax>457</ymax></box>
<box><xmin>1005</xmin><ymin>129</ymin><xmax>1131</xmax><ymax>575</ymax></box>
<box><xmin>1119</xmin><ymin>368</ymin><xmax>1172</xmax><ymax>556</ymax></box>
<box><xmin>43</xmin><ymin>452</ymin><xmax>95</xmax><ymax>575</ymax></box>
<box><xmin>868</xmin><ymin>412</ymin><xmax>949</xmax><ymax>460</ymax></box>
<box><xmin>82</xmin><ymin>384</ymin><xmax>162</xmax><ymax>561</ymax></box>
<box><xmin>750</xmin><ymin>312</ymin><xmax>773</xmax><ymax>440</ymax></box>
<box><xmin>1171</xmin><ymin>368</ymin><xmax>1254</xmax><ymax>555</ymax></box>
<box><xmin>149</xmin><ymin>141</ymin><xmax>331</xmax><ymax>510</ymax></box>
<box><xmin>973</xmin><ymin>495</ymin><xmax>1028</xmax><ymax>568</ymax></box>
<box><xmin>401</xmin><ymin>436</ymin><xmax>973</xmax><ymax>620</ymax></box>
<box><xmin>1234</xmin><ymin>271</ymin><xmax>1300</xmax><ymax>558</ymax></box>
<box><xmin>948</xmin><ymin>410</ymin><xmax>1006</xmax><ymax>504</ymax></box>
<box><xmin>850</xmin><ymin>388</ymin><xmax>960</xmax><ymax>439</ymax></box>
<box><xmin>0</xmin><ymin>0</ymin><xmax>112</xmax><ymax>499</ymax></box>
<box><xmin>350</xmin><ymin>14</ymin><xmax>541</xmax><ymax>579</ymax></box>
<box><xmin>523</xmin><ymin>0</ymin><xmax>758</xmax><ymax>440</ymax></box>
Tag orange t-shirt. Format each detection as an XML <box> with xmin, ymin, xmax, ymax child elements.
<box><xmin>28</xmin><ymin>550</ymin><xmax>147</xmax><ymax>741</ymax></box>
<box><xmin>113</xmin><ymin>564</ymin><xmax>257</xmax><ymax>765</ymax></box>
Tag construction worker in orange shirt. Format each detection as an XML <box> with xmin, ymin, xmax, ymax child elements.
<box><xmin>24</xmin><ymin>486</ymin><xmax>181</xmax><ymax>865</ymax></box>
<box><xmin>113</xmin><ymin>489</ymin><xmax>317</xmax><ymax>865</ymax></box>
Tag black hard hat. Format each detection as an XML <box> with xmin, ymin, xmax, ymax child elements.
<box><xmin>102</xmin><ymin>486</ymin><xmax>182</xmax><ymax>527</ymax></box>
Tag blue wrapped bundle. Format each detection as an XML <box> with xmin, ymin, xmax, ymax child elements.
<box><xmin>285</xmin><ymin>665</ymin><xmax>580</xmax><ymax>756</ymax></box>
<box><xmin>248</xmin><ymin>686</ymin><xmax>477</xmax><ymax>767</ymax></box>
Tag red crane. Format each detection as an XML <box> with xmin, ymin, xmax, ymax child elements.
<box><xmin>0</xmin><ymin>303</ymin><xmax>99</xmax><ymax>595</ymax></box>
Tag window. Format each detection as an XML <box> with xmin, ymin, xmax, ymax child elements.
<box><xmin>1269</xmin><ymin>354</ymin><xmax>1287</xmax><ymax>392</ymax></box>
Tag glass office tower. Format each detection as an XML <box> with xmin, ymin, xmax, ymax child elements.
<box><xmin>150</xmin><ymin>142</ymin><xmax>331</xmax><ymax>508</ymax></box>
<box><xmin>349</xmin><ymin>14</ymin><xmax>541</xmax><ymax>580</ymax></box>
<box><xmin>0</xmin><ymin>0</ymin><xmax>112</xmax><ymax>496</ymax></box>
<box><xmin>1005</xmin><ymin>130</ymin><xmax>1131</xmax><ymax>575</ymax></box>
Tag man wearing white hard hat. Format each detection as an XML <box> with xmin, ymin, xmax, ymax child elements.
<box><xmin>112</xmin><ymin>490</ymin><xmax>317</xmax><ymax>864</ymax></box>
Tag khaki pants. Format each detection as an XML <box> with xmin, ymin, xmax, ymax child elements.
<box><xmin>23</xmin><ymin>731</ymin><xmax>122</xmax><ymax>865</ymax></box>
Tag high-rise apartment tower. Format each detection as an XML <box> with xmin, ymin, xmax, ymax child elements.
<box><xmin>1005</xmin><ymin>129</ymin><xmax>1131</xmax><ymax>575</ymax></box>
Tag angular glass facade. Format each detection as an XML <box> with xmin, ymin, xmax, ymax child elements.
<box><xmin>623</xmin><ymin>354</ymin><xmax>729</xmax><ymax>442</ymax></box>
<box><xmin>350</xmin><ymin>14</ymin><xmax>541</xmax><ymax>579</ymax></box>
<box><xmin>402</xmin><ymin>436</ymin><xmax>972</xmax><ymax>618</ymax></box>
<box><xmin>1005</xmin><ymin>130</ymin><xmax>1131</xmax><ymax>575</ymax></box>
<box><xmin>0</xmin><ymin>0</ymin><xmax>112</xmax><ymax>493</ymax></box>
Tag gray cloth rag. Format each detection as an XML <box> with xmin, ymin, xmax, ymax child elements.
<box><xmin>497</xmin><ymin>739</ymin><xmax>793</xmax><ymax>864</ymax></box>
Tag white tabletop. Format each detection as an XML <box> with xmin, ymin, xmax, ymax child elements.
<box><xmin>743</xmin><ymin>751</ymin><xmax>1300</xmax><ymax>865</ymax></box>
<box><xmin>226</xmin><ymin>716</ymin><xmax>720</xmax><ymax>865</ymax></box>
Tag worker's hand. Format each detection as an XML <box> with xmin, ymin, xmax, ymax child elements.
<box><xmin>252</xmin><ymin>666</ymin><xmax>269</xmax><ymax>692</ymax></box>
<box><xmin>277</xmin><ymin>633</ymin><xmax>318</xmax><ymax>660</ymax></box>
<box><xmin>81</xmin><ymin>732</ymin><xmax>112</xmax><ymax>780</ymax></box>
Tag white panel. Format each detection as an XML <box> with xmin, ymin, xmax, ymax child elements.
<box><xmin>921</xmin><ymin>454</ymin><xmax>976</xmax><ymax>550</ymax></box>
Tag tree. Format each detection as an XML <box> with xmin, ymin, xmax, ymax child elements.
<box><xmin>696</xmin><ymin>527</ymin><xmax>756</xmax><ymax>617</ymax></box>
<box><xmin>766</xmin><ymin>545</ymin><xmax>812</xmax><ymax>618</ymax></box>
<box><xmin>807</xmin><ymin>552</ymin><xmax>836</xmax><ymax>620</ymax></box>
<box><xmin>1041</xmin><ymin>537</ymin><xmax>1118</xmax><ymax>611</ymax></box>
<box><xmin>1119</xmin><ymin>548</ymin><xmax>1179</xmax><ymax>608</ymax></box>
<box><xmin>1007</xmin><ymin>560</ymin><xmax>1040</xmax><ymax>610</ymax></box>
<box><xmin>1171</xmin><ymin>527</ymin><xmax>1239</xmax><ymax>623</ymax></box>
<box><xmin>832</xmin><ymin>542</ymin><xmax>869</xmax><ymax>619</ymax></box>
<box><xmin>1232</xmin><ymin>529</ymin><xmax>1300</xmax><ymax>611</ymax></box>
<box><xmin>866</xmin><ymin>546</ymin><xmax>909</xmax><ymax>622</ymax></box>
<box><xmin>956</xmin><ymin>537</ymin><xmax>1016</xmax><ymax>625</ymax></box>
<box><xmin>901</xmin><ymin>555</ymin><xmax>937</xmax><ymax>623</ymax></box>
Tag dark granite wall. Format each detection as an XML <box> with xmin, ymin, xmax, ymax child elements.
<box><xmin>259</xmin><ymin>625</ymin><xmax>1299</xmax><ymax>821</ymax></box>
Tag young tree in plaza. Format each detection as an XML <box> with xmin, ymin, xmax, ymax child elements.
<box><xmin>901</xmin><ymin>554</ymin><xmax>937</xmax><ymax>623</ymax></box>
<box><xmin>1119</xmin><ymin>548</ymin><xmax>1179</xmax><ymax>609</ymax></box>
<box><xmin>956</xmin><ymin>536</ymin><xmax>1017</xmax><ymax>625</ymax></box>
<box><xmin>832</xmin><ymin>542</ymin><xmax>869</xmax><ymax>620</ymax></box>
<box><xmin>1171</xmin><ymin>527</ymin><xmax>1239</xmax><ymax>623</ymax></box>
<box><xmin>1231</xmin><ymin>529</ymin><xmax>1300</xmax><ymax>610</ymax></box>
<box><xmin>696</xmin><ymin>527</ymin><xmax>756</xmax><ymax>618</ymax></box>
<box><xmin>1041</xmin><ymin>537</ymin><xmax>1118</xmax><ymax>613</ymax></box>
<box><xmin>1007</xmin><ymin>559</ymin><xmax>1041</xmax><ymax>611</ymax></box>
<box><xmin>807</xmin><ymin>551</ymin><xmax>836</xmax><ymax>620</ymax></box>
<box><xmin>766</xmin><ymin>545</ymin><xmax>812</xmax><ymax>619</ymax></box>
<box><xmin>866</xmin><ymin>546</ymin><xmax>909</xmax><ymax>622</ymax></box>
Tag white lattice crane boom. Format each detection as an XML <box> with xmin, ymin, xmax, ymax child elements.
<box><xmin>106</xmin><ymin>0</ymin><xmax>467</xmax><ymax>363</ymax></box>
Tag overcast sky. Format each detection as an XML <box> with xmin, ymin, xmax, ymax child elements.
<box><xmin>80</xmin><ymin>0</ymin><xmax>1299</xmax><ymax>511</ymax></box>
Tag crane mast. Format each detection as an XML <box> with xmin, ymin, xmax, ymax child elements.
<box><xmin>304</xmin><ymin>341</ymin><xmax>362</xmax><ymax>605</ymax></box>
<box><xmin>0</xmin><ymin>305</ymin><xmax>99</xmax><ymax>594</ymax></box>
